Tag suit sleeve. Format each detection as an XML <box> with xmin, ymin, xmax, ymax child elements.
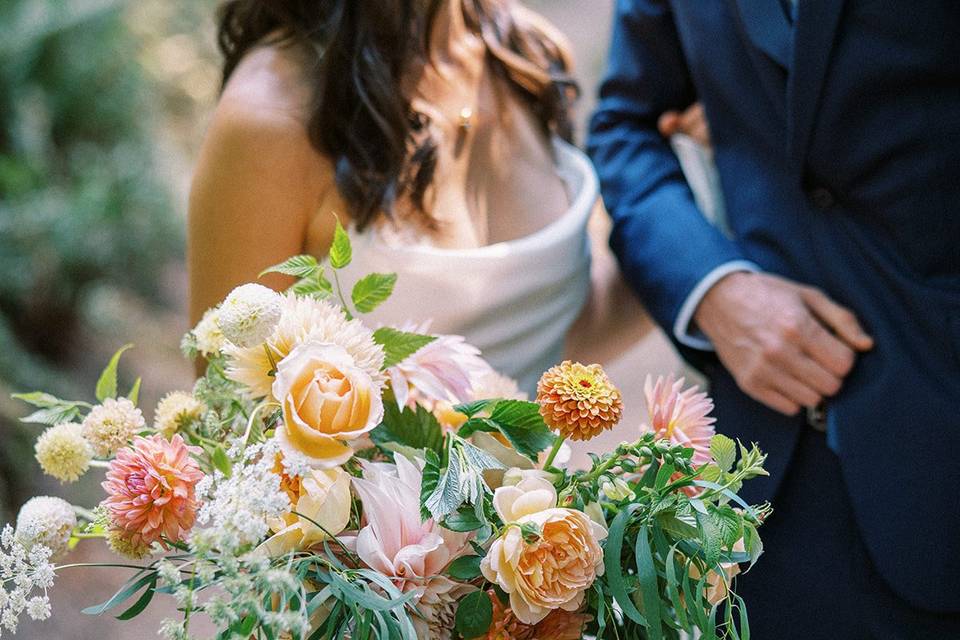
<box><xmin>587</xmin><ymin>0</ymin><xmax>749</xmax><ymax>335</ymax></box>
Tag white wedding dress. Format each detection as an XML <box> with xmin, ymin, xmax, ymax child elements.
<box><xmin>339</xmin><ymin>140</ymin><xmax>598</xmax><ymax>395</ymax></box>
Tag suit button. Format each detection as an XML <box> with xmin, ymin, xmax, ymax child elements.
<box><xmin>809</xmin><ymin>186</ymin><xmax>836</xmax><ymax>209</ymax></box>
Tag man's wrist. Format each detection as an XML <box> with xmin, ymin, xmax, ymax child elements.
<box><xmin>674</xmin><ymin>261</ymin><xmax>760</xmax><ymax>350</ymax></box>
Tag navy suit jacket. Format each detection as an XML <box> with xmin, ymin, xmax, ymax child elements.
<box><xmin>588</xmin><ymin>0</ymin><xmax>960</xmax><ymax>612</ymax></box>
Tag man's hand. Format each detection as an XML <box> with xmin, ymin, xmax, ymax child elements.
<box><xmin>694</xmin><ymin>272</ymin><xmax>874</xmax><ymax>416</ymax></box>
<box><xmin>658</xmin><ymin>103</ymin><xmax>711</xmax><ymax>147</ymax></box>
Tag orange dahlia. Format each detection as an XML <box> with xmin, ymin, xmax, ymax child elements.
<box><xmin>101</xmin><ymin>434</ymin><xmax>203</xmax><ymax>548</ymax></box>
<box><xmin>536</xmin><ymin>361</ymin><xmax>623</xmax><ymax>441</ymax></box>
<box><xmin>486</xmin><ymin>591</ymin><xmax>535</xmax><ymax>640</ymax></box>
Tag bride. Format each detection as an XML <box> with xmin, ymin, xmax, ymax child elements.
<box><xmin>189</xmin><ymin>0</ymin><xmax>654</xmax><ymax>398</ymax></box>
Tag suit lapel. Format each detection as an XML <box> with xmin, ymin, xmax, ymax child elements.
<box><xmin>732</xmin><ymin>0</ymin><xmax>794</xmax><ymax>69</ymax></box>
<box><xmin>787</xmin><ymin>0</ymin><xmax>846</xmax><ymax>170</ymax></box>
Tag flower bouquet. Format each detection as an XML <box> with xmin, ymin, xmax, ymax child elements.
<box><xmin>5</xmin><ymin>224</ymin><xmax>770</xmax><ymax>639</ymax></box>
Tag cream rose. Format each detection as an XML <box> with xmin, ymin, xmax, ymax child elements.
<box><xmin>482</xmin><ymin>475</ymin><xmax>606</xmax><ymax>624</ymax></box>
<box><xmin>482</xmin><ymin>507</ymin><xmax>606</xmax><ymax>624</ymax></box>
<box><xmin>272</xmin><ymin>340</ymin><xmax>384</xmax><ymax>467</ymax></box>
<box><xmin>259</xmin><ymin>466</ymin><xmax>352</xmax><ymax>556</ymax></box>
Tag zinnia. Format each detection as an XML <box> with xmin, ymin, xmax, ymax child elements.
<box><xmin>102</xmin><ymin>434</ymin><xmax>203</xmax><ymax>548</ymax></box>
<box><xmin>482</xmin><ymin>475</ymin><xmax>606</xmax><ymax>624</ymax></box>
<box><xmin>643</xmin><ymin>375</ymin><xmax>716</xmax><ymax>465</ymax></box>
<box><xmin>536</xmin><ymin>361</ymin><xmax>623</xmax><ymax>441</ymax></box>
<box><xmin>272</xmin><ymin>340</ymin><xmax>384</xmax><ymax>467</ymax></box>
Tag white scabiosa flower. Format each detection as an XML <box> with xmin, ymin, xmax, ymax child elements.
<box><xmin>34</xmin><ymin>423</ymin><xmax>92</xmax><ymax>483</ymax></box>
<box><xmin>153</xmin><ymin>391</ymin><xmax>204</xmax><ymax>438</ymax></box>
<box><xmin>193</xmin><ymin>308</ymin><xmax>226</xmax><ymax>357</ymax></box>
<box><xmin>225</xmin><ymin>293</ymin><xmax>385</xmax><ymax>399</ymax></box>
<box><xmin>82</xmin><ymin>397</ymin><xmax>146</xmax><ymax>457</ymax></box>
<box><xmin>15</xmin><ymin>497</ymin><xmax>76</xmax><ymax>561</ymax></box>
<box><xmin>217</xmin><ymin>283</ymin><xmax>283</xmax><ymax>348</ymax></box>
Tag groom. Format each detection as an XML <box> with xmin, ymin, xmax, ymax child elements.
<box><xmin>588</xmin><ymin>1</ymin><xmax>960</xmax><ymax>637</ymax></box>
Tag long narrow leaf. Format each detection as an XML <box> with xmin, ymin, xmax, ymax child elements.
<box><xmin>635</xmin><ymin>525</ymin><xmax>663</xmax><ymax>640</ymax></box>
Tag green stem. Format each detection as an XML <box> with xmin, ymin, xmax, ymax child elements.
<box><xmin>70</xmin><ymin>532</ymin><xmax>105</xmax><ymax>540</ymax></box>
<box><xmin>542</xmin><ymin>436</ymin><xmax>566</xmax><ymax>469</ymax></box>
<box><xmin>73</xmin><ymin>505</ymin><xmax>98</xmax><ymax>522</ymax></box>
<box><xmin>88</xmin><ymin>460</ymin><xmax>111</xmax><ymax>469</ymax></box>
<box><xmin>331</xmin><ymin>269</ymin><xmax>353</xmax><ymax>319</ymax></box>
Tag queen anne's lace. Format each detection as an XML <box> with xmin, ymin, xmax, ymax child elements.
<box><xmin>0</xmin><ymin>524</ymin><xmax>57</xmax><ymax>634</ymax></box>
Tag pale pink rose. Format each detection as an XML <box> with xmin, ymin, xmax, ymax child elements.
<box><xmin>481</xmin><ymin>507</ymin><xmax>606</xmax><ymax>625</ymax></box>
<box><xmin>643</xmin><ymin>375</ymin><xmax>717</xmax><ymax>465</ymax></box>
<box><xmin>351</xmin><ymin>455</ymin><xmax>470</xmax><ymax>584</ymax></box>
<box><xmin>101</xmin><ymin>434</ymin><xmax>203</xmax><ymax>548</ymax></box>
<box><xmin>272</xmin><ymin>340</ymin><xmax>384</xmax><ymax>468</ymax></box>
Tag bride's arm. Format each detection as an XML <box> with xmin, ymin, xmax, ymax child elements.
<box><xmin>188</xmin><ymin>100</ymin><xmax>333</xmax><ymax>327</ymax></box>
<box><xmin>565</xmin><ymin>202</ymin><xmax>656</xmax><ymax>365</ymax></box>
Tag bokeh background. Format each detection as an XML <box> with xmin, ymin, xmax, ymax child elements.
<box><xmin>2</xmin><ymin>1</ymin><xmax>683</xmax><ymax>637</ymax></box>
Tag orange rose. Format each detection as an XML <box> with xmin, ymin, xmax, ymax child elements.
<box><xmin>482</xmin><ymin>488</ymin><xmax>606</xmax><ymax>624</ymax></box>
<box><xmin>272</xmin><ymin>341</ymin><xmax>383</xmax><ymax>467</ymax></box>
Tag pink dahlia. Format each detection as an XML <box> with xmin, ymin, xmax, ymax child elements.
<box><xmin>643</xmin><ymin>375</ymin><xmax>716</xmax><ymax>466</ymax></box>
<box><xmin>386</xmin><ymin>322</ymin><xmax>492</xmax><ymax>409</ymax></box>
<box><xmin>102</xmin><ymin>434</ymin><xmax>203</xmax><ymax>548</ymax></box>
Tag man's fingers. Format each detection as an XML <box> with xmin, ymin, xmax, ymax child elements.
<box><xmin>771</xmin><ymin>372</ymin><xmax>823</xmax><ymax>409</ymax></box>
<box><xmin>778</xmin><ymin>346</ymin><xmax>844</xmax><ymax>397</ymax></box>
<box><xmin>800</xmin><ymin>287</ymin><xmax>873</xmax><ymax>351</ymax></box>
<box><xmin>798</xmin><ymin>318</ymin><xmax>857</xmax><ymax>379</ymax></box>
<box><xmin>752</xmin><ymin>386</ymin><xmax>801</xmax><ymax>416</ymax></box>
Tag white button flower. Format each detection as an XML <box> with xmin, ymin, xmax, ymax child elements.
<box><xmin>217</xmin><ymin>283</ymin><xmax>283</xmax><ymax>348</ymax></box>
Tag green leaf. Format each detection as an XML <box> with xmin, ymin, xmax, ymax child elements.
<box><xmin>457</xmin><ymin>439</ymin><xmax>506</xmax><ymax>471</ymax></box>
<box><xmin>742</xmin><ymin>522</ymin><xmax>764</xmax><ymax>567</ymax></box>
<box><xmin>329</xmin><ymin>220</ymin><xmax>352</xmax><ymax>269</ymax></box>
<box><xmin>19</xmin><ymin>405</ymin><xmax>82</xmax><ymax>425</ymax></box>
<box><xmin>696</xmin><ymin>510</ymin><xmax>723</xmax><ymax>567</ymax></box>
<box><xmin>455</xmin><ymin>590</ymin><xmax>493</xmax><ymax>639</ymax></box>
<box><xmin>711</xmin><ymin>505</ymin><xmax>744</xmax><ymax>548</ymax></box>
<box><xmin>115</xmin><ymin>575</ymin><xmax>157</xmax><ymax>620</ymax></box>
<box><xmin>710</xmin><ymin>434</ymin><xmax>737</xmax><ymax>473</ymax></box>
<box><xmin>634</xmin><ymin>525</ymin><xmax>663</xmax><ymax>640</ymax></box>
<box><xmin>83</xmin><ymin>570</ymin><xmax>156</xmax><ymax>616</ymax></box>
<box><xmin>260</xmin><ymin>255</ymin><xmax>319</xmax><ymax>279</ymax></box>
<box><xmin>443</xmin><ymin>509</ymin><xmax>485</xmax><ymax>533</ymax></box>
<box><xmin>603</xmin><ymin>504</ymin><xmax>647</xmax><ymax>626</ymax></box>
<box><xmin>420</xmin><ymin>449</ymin><xmax>442</xmax><ymax>522</ymax></box>
<box><xmin>95</xmin><ymin>344</ymin><xmax>133</xmax><ymax>402</ymax></box>
<box><xmin>126</xmin><ymin>377</ymin><xmax>142</xmax><ymax>406</ymax></box>
<box><xmin>487</xmin><ymin>400</ymin><xmax>555</xmax><ymax>460</ymax></box>
<box><xmin>351</xmin><ymin>273</ymin><xmax>397</xmax><ymax>314</ymax></box>
<box><xmin>372</xmin><ymin>327</ymin><xmax>436</xmax><ymax>369</ymax></box>
<box><xmin>424</xmin><ymin>451</ymin><xmax>463</xmax><ymax>520</ymax></box>
<box><xmin>446</xmin><ymin>555</ymin><xmax>483</xmax><ymax>580</ymax></box>
<box><xmin>211</xmin><ymin>445</ymin><xmax>233</xmax><ymax>478</ymax></box>
<box><xmin>370</xmin><ymin>400</ymin><xmax>444</xmax><ymax>454</ymax></box>
<box><xmin>453</xmin><ymin>399</ymin><xmax>499</xmax><ymax>418</ymax></box>
<box><xmin>11</xmin><ymin>392</ymin><xmax>64</xmax><ymax>408</ymax></box>
<box><xmin>291</xmin><ymin>269</ymin><xmax>333</xmax><ymax>299</ymax></box>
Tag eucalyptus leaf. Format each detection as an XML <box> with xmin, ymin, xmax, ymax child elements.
<box><xmin>634</xmin><ymin>525</ymin><xmax>663</xmax><ymax>640</ymax></box>
<box><xmin>603</xmin><ymin>504</ymin><xmax>647</xmax><ymax>626</ymax></box>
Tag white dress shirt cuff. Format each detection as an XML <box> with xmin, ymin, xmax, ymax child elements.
<box><xmin>673</xmin><ymin>260</ymin><xmax>761</xmax><ymax>351</ymax></box>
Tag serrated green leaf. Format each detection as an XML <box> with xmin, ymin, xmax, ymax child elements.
<box><xmin>420</xmin><ymin>449</ymin><xmax>442</xmax><ymax>522</ymax></box>
<box><xmin>711</xmin><ymin>505</ymin><xmax>744</xmax><ymax>548</ymax></box>
<box><xmin>351</xmin><ymin>273</ymin><xmax>397</xmax><ymax>314</ymax></box>
<box><xmin>260</xmin><ymin>254</ymin><xmax>319</xmax><ymax>278</ymax></box>
<box><xmin>696</xmin><ymin>510</ymin><xmax>723</xmax><ymax>567</ymax></box>
<box><xmin>329</xmin><ymin>220</ymin><xmax>352</xmax><ymax>269</ymax></box>
<box><xmin>291</xmin><ymin>268</ymin><xmax>333</xmax><ymax>299</ymax></box>
<box><xmin>635</xmin><ymin>525</ymin><xmax>663</xmax><ymax>640</ymax></box>
<box><xmin>443</xmin><ymin>509</ymin><xmax>485</xmax><ymax>532</ymax></box>
<box><xmin>11</xmin><ymin>392</ymin><xmax>63</xmax><ymax>408</ymax></box>
<box><xmin>453</xmin><ymin>399</ymin><xmax>499</xmax><ymax>418</ymax></box>
<box><xmin>424</xmin><ymin>452</ymin><xmax>463</xmax><ymax>520</ymax></box>
<box><xmin>487</xmin><ymin>400</ymin><xmax>554</xmax><ymax>460</ymax></box>
<box><xmin>372</xmin><ymin>327</ymin><xmax>436</xmax><ymax>369</ymax></box>
<box><xmin>127</xmin><ymin>378</ymin><xmax>142</xmax><ymax>406</ymax></box>
<box><xmin>710</xmin><ymin>434</ymin><xmax>737</xmax><ymax>473</ymax></box>
<box><xmin>446</xmin><ymin>555</ymin><xmax>483</xmax><ymax>580</ymax></box>
<box><xmin>370</xmin><ymin>400</ymin><xmax>444</xmax><ymax>454</ymax></box>
<box><xmin>95</xmin><ymin>344</ymin><xmax>133</xmax><ymax>402</ymax></box>
<box><xmin>20</xmin><ymin>405</ymin><xmax>82</xmax><ymax>425</ymax></box>
<box><xmin>457</xmin><ymin>439</ymin><xmax>506</xmax><ymax>471</ymax></box>
<box><xmin>455</xmin><ymin>590</ymin><xmax>493</xmax><ymax>639</ymax></box>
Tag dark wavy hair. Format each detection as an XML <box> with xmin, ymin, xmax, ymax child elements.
<box><xmin>217</xmin><ymin>0</ymin><xmax>577</xmax><ymax>230</ymax></box>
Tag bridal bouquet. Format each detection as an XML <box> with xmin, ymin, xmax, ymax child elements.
<box><xmin>5</xmin><ymin>224</ymin><xmax>769</xmax><ymax>639</ymax></box>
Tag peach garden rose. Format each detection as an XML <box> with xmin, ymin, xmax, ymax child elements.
<box><xmin>272</xmin><ymin>340</ymin><xmax>384</xmax><ymax>467</ymax></box>
<box><xmin>481</xmin><ymin>474</ymin><xmax>607</xmax><ymax>624</ymax></box>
